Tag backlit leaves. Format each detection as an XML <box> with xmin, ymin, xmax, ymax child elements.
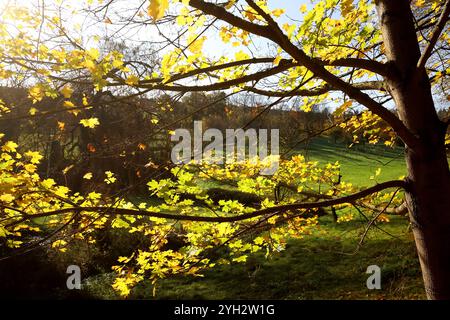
<box><xmin>187</xmin><ymin>35</ymin><xmax>206</xmax><ymax>54</ymax></box>
<box><xmin>0</xmin><ymin>0</ymin><xmax>438</xmax><ymax>299</ymax></box>
<box><xmin>148</xmin><ymin>0</ymin><xmax>169</xmax><ymax>21</ymax></box>
<box><xmin>0</xmin><ymin>136</ymin><xmax>402</xmax><ymax>297</ymax></box>
<box><xmin>80</xmin><ymin>118</ymin><xmax>100</xmax><ymax>128</ymax></box>
<box><xmin>60</xmin><ymin>85</ymin><xmax>74</xmax><ymax>99</ymax></box>
<box><xmin>104</xmin><ymin>171</ymin><xmax>117</xmax><ymax>184</ymax></box>
<box><xmin>83</xmin><ymin>172</ymin><xmax>93</xmax><ymax>180</ymax></box>
<box><xmin>1</xmin><ymin>141</ymin><xmax>18</xmax><ymax>153</ymax></box>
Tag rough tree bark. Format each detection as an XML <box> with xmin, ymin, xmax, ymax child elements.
<box><xmin>376</xmin><ymin>0</ymin><xmax>450</xmax><ymax>299</ymax></box>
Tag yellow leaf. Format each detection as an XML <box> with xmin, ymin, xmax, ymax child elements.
<box><xmin>60</xmin><ymin>85</ymin><xmax>74</xmax><ymax>99</ymax></box>
<box><xmin>271</xmin><ymin>8</ymin><xmax>285</xmax><ymax>17</ymax></box>
<box><xmin>188</xmin><ymin>35</ymin><xmax>206</xmax><ymax>54</ymax></box>
<box><xmin>0</xmin><ymin>226</ymin><xmax>10</xmax><ymax>237</ymax></box>
<box><xmin>225</xmin><ymin>0</ymin><xmax>236</xmax><ymax>9</ymax></box>
<box><xmin>334</xmin><ymin>100</ymin><xmax>353</xmax><ymax>117</ymax></box>
<box><xmin>104</xmin><ymin>171</ymin><xmax>117</xmax><ymax>184</ymax></box>
<box><xmin>23</xmin><ymin>163</ymin><xmax>36</xmax><ymax>173</ymax></box>
<box><xmin>0</xmin><ymin>194</ymin><xmax>15</xmax><ymax>203</ymax></box>
<box><xmin>148</xmin><ymin>0</ymin><xmax>169</xmax><ymax>21</ymax></box>
<box><xmin>6</xmin><ymin>240</ymin><xmax>23</xmax><ymax>248</ymax></box>
<box><xmin>62</xmin><ymin>165</ymin><xmax>74</xmax><ymax>175</ymax></box>
<box><xmin>235</xmin><ymin>50</ymin><xmax>249</xmax><ymax>61</ymax></box>
<box><xmin>63</xmin><ymin>100</ymin><xmax>75</xmax><ymax>108</ymax></box>
<box><xmin>138</xmin><ymin>202</ymin><xmax>147</xmax><ymax>209</ymax></box>
<box><xmin>42</xmin><ymin>178</ymin><xmax>56</xmax><ymax>189</ymax></box>
<box><xmin>232</xmin><ymin>255</ymin><xmax>248</xmax><ymax>263</ymax></box>
<box><xmin>54</xmin><ymin>186</ymin><xmax>69</xmax><ymax>197</ymax></box>
<box><xmin>82</xmin><ymin>96</ymin><xmax>89</xmax><ymax>106</ymax></box>
<box><xmin>85</xmin><ymin>59</ymin><xmax>97</xmax><ymax>72</ymax></box>
<box><xmin>282</xmin><ymin>23</ymin><xmax>297</xmax><ymax>39</ymax></box>
<box><xmin>377</xmin><ymin>214</ymin><xmax>390</xmax><ymax>223</ymax></box>
<box><xmin>52</xmin><ymin>240</ymin><xmax>68</xmax><ymax>252</ymax></box>
<box><xmin>86</xmin><ymin>48</ymin><xmax>100</xmax><ymax>60</ymax></box>
<box><xmin>125</xmin><ymin>75</ymin><xmax>139</xmax><ymax>86</ymax></box>
<box><xmin>58</xmin><ymin>121</ymin><xmax>66</xmax><ymax>131</ymax></box>
<box><xmin>1</xmin><ymin>141</ymin><xmax>18</xmax><ymax>152</ymax></box>
<box><xmin>83</xmin><ymin>172</ymin><xmax>93</xmax><ymax>180</ymax></box>
<box><xmin>112</xmin><ymin>58</ymin><xmax>124</xmax><ymax>69</ymax></box>
<box><xmin>88</xmin><ymin>192</ymin><xmax>101</xmax><ymax>201</ymax></box>
<box><xmin>273</xmin><ymin>55</ymin><xmax>282</xmax><ymax>66</ymax></box>
<box><xmin>267</xmin><ymin>216</ymin><xmax>277</xmax><ymax>224</ymax></box>
<box><xmin>28</xmin><ymin>85</ymin><xmax>45</xmax><ymax>103</ymax></box>
<box><xmin>254</xmin><ymin>237</ymin><xmax>264</xmax><ymax>245</ymax></box>
<box><xmin>80</xmin><ymin>118</ymin><xmax>100</xmax><ymax>129</ymax></box>
<box><xmin>25</xmin><ymin>151</ymin><xmax>43</xmax><ymax>164</ymax></box>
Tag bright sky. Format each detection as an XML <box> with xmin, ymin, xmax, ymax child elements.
<box><xmin>0</xmin><ymin>0</ymin><xmax>380</xmax><ymax>112</ymax></box>
<box><xmin>0</xmin><ymin>0</ymin><xmax>310</xmax><ymax>58</ymax></box>
<box><xmin>1</xmin><ymin>0</ymin><xmax>446</xmax><ymax>110</ymax></box>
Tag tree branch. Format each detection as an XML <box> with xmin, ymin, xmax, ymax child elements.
<box><xmin>417</xmin><ymin>0</ymin><xmax>450</xmax><ymax>70</ymax></box>
<box><xmin>141</xmin><ymin>57</ymin><xmax>277</xmax><ymax>84</ymax></box>
<box><xmin>245</xmin><ymin>81</ymin><xmax>386</xmax><ymax>97</ymax></box>
<box><xmin>5</xmin><ymin>180</ymin><xmax>407</xmax><ymax>227</ymax></box>
<box><xmin>187</xmin><ymin>0</ymin><xmax>418</xmax><ymax>148</ymax></box>
<box><xmin>324</xmin><ymin>58</ymin><xmax>389</xmax><ymax>77</ymax></box>
<box><xmin>137</xmin><ymin>63</ymin><xmax>295</xmax><ymax>92</ymax></box>
<box><xmin>137</xmin><ymin>56</ymin><xmax>387</xmax><ymax>85</ymax></box>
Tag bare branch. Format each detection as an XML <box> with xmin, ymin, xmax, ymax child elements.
<box><xmin>142</xmin><ymin>57</ymin><xmax>276</xmax><ymax>84</ymax></box>
<box><xmin>324</xmin><ymin>58</ymin><xmax>389</xmax><ymax>77</ymax></box>
<box><xmin>245</xmin><ymin>81</ymin><xmax>386</xmax><ymax>97</ymax></box>
<box><xmin>417</xmin><ymin>0</ymin><xmax>450</xmax><ymax>70</ymax></box>
<box><xmin>136</xmin><ymin>63</ymin><xmax>294</xmax><ymax>92</ymax></box>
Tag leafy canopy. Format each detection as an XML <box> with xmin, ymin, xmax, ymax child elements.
<box><xmin>0</xmin><ymin>0</ymin><xmax>447</xmax><ymax>296</ymax></box>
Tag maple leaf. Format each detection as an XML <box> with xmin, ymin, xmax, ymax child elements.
<box><xmin>148</xmin><ymin>0</ymin><xmax>169</xmax><ymax>21</ymax></box>
<box><xmin>80</xmin><ymin>118</ymin><xmax>100</xmax><ymax>129</ymax></box>
<box><xmin>60</xmin><ymin>85</ymin><xmax>74</xmax><ymax>98</ymax></box>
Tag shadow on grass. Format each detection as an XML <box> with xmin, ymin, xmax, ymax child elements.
<box><xmin>83</xmin><ymin>218</ymin><xmax>425</xmax><ymax>300</ymax></box>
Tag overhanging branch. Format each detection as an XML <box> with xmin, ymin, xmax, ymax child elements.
<box><xmin>187</xmin><ymin>0</ymin><xmax>419</xmax><ymax>148</ymax></box>
<box><xmin>136</xmin><ymin>63</ymin><xmax>295</xmax><ymax>92</ymax></box>
<box><xmin>245</xmin><ymin>81</ymin><xmax>386</xmax><ymax>97</ymax></box>
<box><xmin>5</xmin><ymin>180</ymin><xmax>407</xmax><ymax>226</ymax></box>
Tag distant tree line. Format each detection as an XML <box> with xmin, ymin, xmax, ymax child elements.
<box><xmin>1</xmin><ymin>86</ymin><xmax>448</xmax><ymax>195</ymax></box>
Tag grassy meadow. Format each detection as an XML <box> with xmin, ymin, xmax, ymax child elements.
<box><xmin>291</xmin><ymin>137</ymin><xmax>406</xmax><ymax>186</ymax></box>
<box><xmin>80</xmin><ymin>138</ymin><xmax>425</xmax><ymax>300</ymax></box>
<box><xmin>83</xmin><ymin>216</ymin><xmax>424</xmax><ymax>300</ymax></box>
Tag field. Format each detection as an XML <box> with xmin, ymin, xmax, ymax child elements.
<box><xmin>290</xmin><ymin>137</ymin><xmax>406</xmax><ymax>186</ymax></box>
<box><xmin>83</xmin><ymin>216</ymin><xmax>424</xmax><ymax>299</ymax></box>
<box><xmin>81</xmin><ymin>138</ymin><xmax>426</xmax><ymax>300</ymax></box>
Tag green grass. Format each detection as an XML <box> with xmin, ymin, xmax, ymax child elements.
<box><xmin>83</xmin><ymin>216</ymin><xmax>425</xmax><ymax>300</ymax></box>
<box><xmin>81</xmin><ymin>138</ymin><xmax>425</xmax><ymax>300</ymax></box>
<box><xmin>289</xmin><ymin>137</ymin><xmax>406</xmax><ymax>186</ymax></box>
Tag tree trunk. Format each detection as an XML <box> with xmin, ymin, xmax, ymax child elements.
<box><xmin>376</xmin><ymin>0</ymin><xmax>450</xmax><ymax>299</ymax></box>
<box><xmin>406</xmin><ymin>136</ymin><xmax>450</xmax><ymax>299</ymax></box>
